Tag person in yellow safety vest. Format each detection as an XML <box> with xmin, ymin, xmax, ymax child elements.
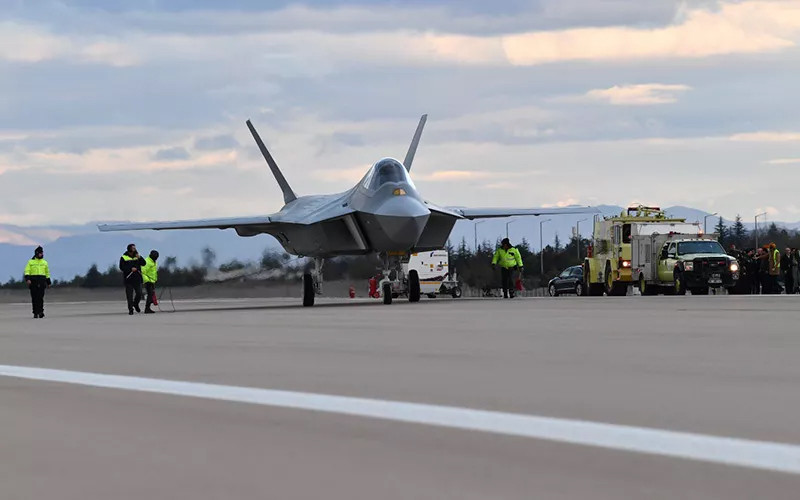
<box><xmin>491</xmin><ymin>238</ymin><xmax>524</xmax><ymax>299</ymax></box>
<box><xmin>768</xmin><ymin>242</ymin><xmax>781</xmax><ymax>294</ymax></box>
<box><xmin>142</xmin><ymin>250</ymin><xmax>159</xmax><ymax>314</ymax></box>
<box><xmin>24</xmin><ymin>246</ymin><xmax>51</xmax><ymax>318</ymax></box>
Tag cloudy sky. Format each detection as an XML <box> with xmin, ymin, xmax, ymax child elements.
<box><xmin>1</xmin><ymin>0</ymin><xmax>799</xmax><ymax>227</ymax></box>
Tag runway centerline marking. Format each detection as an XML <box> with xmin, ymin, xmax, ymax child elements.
<box><xmin>2</xmin><ymin>364</ymin><xmax>799</xmax><ymax>475</ymax></box>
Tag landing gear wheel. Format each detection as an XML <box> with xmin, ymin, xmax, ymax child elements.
<box><xmin>549</xmin><ymin>284</ymin><xmax>558</xmax><ymax>297</ymax></box>
<box><xmin>674</xmin><ymin>271</ymin><xmax>686</xmax><ymax>295</ymax></box>
<box><xmin>302</xmin><ymin>273</ymin><xmax>315</xmax><ymax>307</ymax></box>
<box><xmin>408</xmin><ymin>270</ymin><xmax>420</xmax><ymax>303</ymax></box>
<box><xmin>382</xmin><ymin>283</ymin><xmax>393</xmax><ymax>305</ymax></box>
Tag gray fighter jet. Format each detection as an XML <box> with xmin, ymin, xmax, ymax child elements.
<box><xmin>99</xmin><ymin>115</ymin><xmax>594</xmax><ymax>306</ymax></box>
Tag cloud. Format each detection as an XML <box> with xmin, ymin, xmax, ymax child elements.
<box><xmin>194</xmin><ymin>134</ymin><xmax>239</xmax><ymax>150</ymax></box>
<box><xmin>153</xmin><ymin>146</ymin><xmax>190</xmax><ymax>161</ymax></box>
<box><xmin>580</xmin><ymin>83</ymin><xmax>691</xmax><ymax>105</ymax></box>
<box><xmin>502</xmin><ymin>1</ymin><xmax>800</xmax><ymax>65</ymax></box>
<box><xmin>730</xmin><ymin>132</ymin><xmax>800</xmax><ymax>142</ymax></box>
<box><xmin>0</xmin><ymin>21</ymin><xmax>140</xmax><ymax>66</ymax></box>
<box><xmin>767</xmin><ymin>158</ymin><xmax>800</xmax><ymax>164</ymax></box>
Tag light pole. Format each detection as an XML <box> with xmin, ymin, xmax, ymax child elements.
<box><xmin>576</xmin><ymin>218</ymin><xmax>587</xmax><ymax>263</ymax></box>
<box><xmin>703</xmin><ymin>212</ymin><xmax>718</xmax><ymax>234</ymax></box>
<box><xmin>506</xmin><ymin>218</ymin><xmax>519</xmax><ymax>239</ymax></box>
<box><xmin>473</xmin><ymin>220</ymin><xmax>486</xmax><ymax>251</ymax></box>
<box><xmin>754</xmin><ymin>212</ymin><xmax>767</xmax><ymax>248</ymax></box>
<box><xmin>539</xmin><ymin>218</ymin><xmax>552</xmax><ymax>277</ymax></box>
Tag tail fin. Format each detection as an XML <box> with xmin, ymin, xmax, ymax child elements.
<box><xmin>403</xmin><ymin>114</ymin><xmax>427</xmax><ymax>172</ymax></box>
<box><xmin>246</xmin><ymin>119</ymin><xmax>298</xmax><ymax>204</ymax></box>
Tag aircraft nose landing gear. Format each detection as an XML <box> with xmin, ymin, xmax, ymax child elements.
<box><xmin>379</xmin><ymin>252</ymin><xmax>421</xmax><ymax>304</ymax></box>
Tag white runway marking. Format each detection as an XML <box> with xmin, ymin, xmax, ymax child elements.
<box><xmin>2</xmin><ymin>364</ymin><xmax>799</xmax><ymax>475</ymax></box>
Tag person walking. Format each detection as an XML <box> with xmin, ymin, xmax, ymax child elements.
<box><xmin>142</xmin><ymin>250</ymin><xmax>159</xmax><ymax>314</ymax></box>
<box><xmin>119</xmin><ymin>243</ymin><xmax>146</xmax><ymax>315</ymax></box>
<box><xmin>782</xmin><ymin>247</ymin><xmax>795</xmax><ymax>294</ymax></box>
<box><xmin>24</xmin><ymin>246</ymin><xmax>51</xmax><ymax>318</ymax></box>
<box><xmin>491</xmin><ymin>238</ymin><xmax>523</xmax><ymax>299</ymax></box>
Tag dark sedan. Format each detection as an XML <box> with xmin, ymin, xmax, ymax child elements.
<box><xmin>548</xmin><ymin>265</ymin><xmax>585</xmax><ymax>296</ymax></box>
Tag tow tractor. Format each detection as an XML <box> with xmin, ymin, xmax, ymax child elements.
<box><xmin>376</xmin><ymin>250</ymin><xmax>462</xmax><ymax>304</ymax></box>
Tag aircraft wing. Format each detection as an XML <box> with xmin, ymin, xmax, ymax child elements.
<box><xmin>447</xmin><ymin>206</ymin><xmax>598</xmax><ymax>220</ymax></box>
<box><xmin>98</xmin><ymin>216</ymin><xmax>275</xmax><ymax>232</ymax></box>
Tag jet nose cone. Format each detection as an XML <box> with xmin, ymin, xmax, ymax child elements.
<box><xmin>370</xmin><ymin>197</ymin><xmax>430</xmax><ymax>250</ymax></box>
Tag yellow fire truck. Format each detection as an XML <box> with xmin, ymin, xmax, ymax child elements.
<box><xmin>583</xmin><ymin>206</ymin><xmax>697</xmax><ymax>296</ymax></box>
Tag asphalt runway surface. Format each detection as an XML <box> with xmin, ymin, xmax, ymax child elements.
<box><xmin>2</xmin><ymin>295</ymin><xmax>800</xmax><ymax>499</ymax></box>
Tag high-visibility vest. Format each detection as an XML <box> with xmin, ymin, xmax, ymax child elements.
<box><xmin>492</xmin><ymin>247</ymin><xmax>523</xmax><ymax>269</ymax></box>
<box><xmin>24</xmin><ymin>258</ymin><xmax>50</xmax><ymax>279</ymax></box>
<box><xmin>142</xmin><ymin>257</ymin><xmax>158</xmax><ymax>284</ymax></box>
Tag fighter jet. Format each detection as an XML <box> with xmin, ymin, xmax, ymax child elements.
<box><xmin>99</xmin><ymin>115</ymin><xmax>595</xmax><ymax>306</ymax></box>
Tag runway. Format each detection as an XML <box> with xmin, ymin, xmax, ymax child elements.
<box><xmin>2</xmin><ymin>295</ymin><xmax>800</xmax><ymax>498</ymax></box>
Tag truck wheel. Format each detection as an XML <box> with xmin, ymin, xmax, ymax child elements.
<box><xmin>408</xmin><ymin>270</ymin><xmax>421</xmax><ymax>303</ymax></box>
<box><xmin>674</xmin><ymin>271</ymin><xmax>686</xmax><ymax>295</ymax></box>
<box><xmin>575</xmin><ymin>282</ymin><xmax>584</xmax><ymax>296</ymax></box>
<box><xmin>639</xmin><ymin>275</ymin><xmax>655</xmax><ymax>296</ymax></box>
<box><xmin>451</xmin><ymin>287</ymin><xmax>462</xmax><ymax>299</ymax></box>
<box><xmin>604</xmin><ymin>262</ymin><xmax>614</xmax><ymax>296</ymax></box>
<box><xmin>382</xmin><ymin>283</ymin><xmax>393</xmax><ymax>304</ymax></box>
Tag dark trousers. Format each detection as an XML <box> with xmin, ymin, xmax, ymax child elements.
<box><xmin>29</xmin><ymin>282</ymin><xmax>46</xmax><ymax>315</ymax></box>
<box><xmin>145</xmin><ymin>283</ymin><xmax>156</xmax><ymax>310</ymax></box>
<box><xmin>125</xmin><ymin>282</ymin><xmax>143</xmax><ymax>312</ymax></box>
<box><xmin>500</xmin><ymin>268</ymin><xmax>515</xmax><ymax>298</ymax></box>
<box><xmin>784</xmin><ymin>271</ymin><xmax>795</xmax><ymax>294</ymax></box>
<box><xmin>749</xmin><ymin>275</ymin><xmax>760</xmax><ymax>295</ymax></box>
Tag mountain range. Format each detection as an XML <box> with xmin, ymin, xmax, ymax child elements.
<box><xmin>2</xmin><ymin>206</ymin><xmax>796</xmax><ymax>282</ymax></box>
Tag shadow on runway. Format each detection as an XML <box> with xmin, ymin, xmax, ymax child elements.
<box><xmin>57</xmin><ymin>297</ymin><xmax>456</xmax><ymax>318</ymax></box>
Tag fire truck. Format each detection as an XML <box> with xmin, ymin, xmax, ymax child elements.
<box><xmin>583</xmin><ymin>206</ymin><xmax>697</xmax><ymax>296</ymax></box>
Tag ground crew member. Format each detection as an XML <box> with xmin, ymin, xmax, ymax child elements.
<box><xmin>24</xmin><ymin>246</ymin><xmax>51</xmax><ymax>318</ymax></box>
<box><xmin>769</xmin><ymin>243</ymin><xmax>781</xmax><ymax>294</ymax></box>
<box><xmin>781</xmin><ymin>247</ymin><xmax>795</xmax><ymax>294</ymax></box>
<box><xmin>491</xmin><ymin>238</ymin><xmax>523</xmax><ymax>298</ymax></box>
<box><xmin>142</xmin><ymin>250</ymin><xmax>159</xmax><ymax>314</ymax></box>
<box><xmin>119</xmin><ymin>243</ymin><xmax>146</xmax><ymax>315</ymax></box>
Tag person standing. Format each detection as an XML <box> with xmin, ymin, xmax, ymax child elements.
<box><xmin>24</xmin><ymin>246</ymin><xmax>51</xmax><ymax>318</ymax></box>
<box><xmin>119</xmin><ymin>243</ymin><xmax>146</xmax><ymax>315</ymax></box>
<box><xmin>142</xmin><ymin>250</ymin><xmax>159</xmax><ymax>314</ymax></box>
<box><xmin>781</xmin><ymin>247</ymin><xmax>795</xmax><ymax>294</ymax></box>
<box><xmin>756</xmin><ymin>246</ymin><xmax>769</xmax><ymax>294</ymax></box>
<box><xmin>491</xmin><ymin>238</ymin><xmax>523</xmax><ymax>299</ymax></box>
<box><xmin>768</xmin><ymin>243</ymin><xmax>781</xmax><ymax>294</ymax></box>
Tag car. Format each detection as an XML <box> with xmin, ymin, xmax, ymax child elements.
<box><xmin>548</xmin><ymin>265</ymin><xmax>585</xmax><ymax>296</ymax></box>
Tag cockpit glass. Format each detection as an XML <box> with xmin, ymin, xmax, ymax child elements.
<box><xmin>362</xmin><ymin>159</ymin><xmax>415</xmax><ymax>190</ymax></box>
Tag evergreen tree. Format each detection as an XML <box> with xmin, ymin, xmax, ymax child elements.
<box><xmin>554</xmin><ymin>233</ymin><xmax>562</xmax><ymax>252</ymax></box>
<box><xmin>82</xmin><ymin>264</ymin><xmax>102</xmax><ymax>288</ymax></box>
<box><xmin>714</xmin><ymin>216</ymin><xmax>727</xmax><ymax>245</ymax></box>
<box><xmin>732</xmin><ymin>214</ymin><xmax>746</xmax><ymax>246</ymax></box>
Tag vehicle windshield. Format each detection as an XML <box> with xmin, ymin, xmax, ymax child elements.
<box><xmin>362</xmin><ymin>159</ymin><xmax>415</xmax><ymax>190</ymax></box>
<box><xmin>677</xmin><ymin>241</ymin><xmax>725</xmax><ymax>255</ymax></box>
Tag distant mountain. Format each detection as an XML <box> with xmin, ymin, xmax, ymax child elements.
<box><xmin>2</xmin><ymin>206</ymin><xmax>798</xmax><ymax>282</ymax></box>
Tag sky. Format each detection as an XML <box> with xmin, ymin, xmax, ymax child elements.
<box><xmin>1</xmin><ymin>0</ymin><xmax>800</xmax><ymax>227</ymax></box>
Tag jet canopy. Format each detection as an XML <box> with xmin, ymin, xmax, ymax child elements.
<box><xmin>362</xmin><ymin>158</ymin><xmax>416</xmax><ymax>190</ymax></box>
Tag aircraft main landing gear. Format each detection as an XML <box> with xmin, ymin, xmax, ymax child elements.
<box><xmin>303</xmin><ymin>258</ymin><xmax>324</xmax><ymax>307</ymax></box>
<box><xmin>378</xmin><ymin>252</ymin><xmax>420</xmax><ymax>305</ymax></box>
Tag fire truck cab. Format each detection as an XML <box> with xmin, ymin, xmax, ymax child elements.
<box><xmin>583</xmin><ymin>206</ymin><xmax>686</xmax><ymax>296</ymax></box>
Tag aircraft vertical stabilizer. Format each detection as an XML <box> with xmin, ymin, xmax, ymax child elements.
<box><xmin>246</xmin><ymin>119</ymin><xmax>298</xmax><ymax>204</ymax></box>
<box><xmin>403</xmin><ymin>114</ymin><xmax>427</xmax><ymax>172</ymax></box>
